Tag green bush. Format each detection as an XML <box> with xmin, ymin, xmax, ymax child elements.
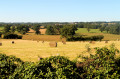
<box><xmin>67</xmin><ymin>35</ymin><xmax>104</xmax><ymax>41</ymax></box>
<box><xmin>3</xmin><ymin>33</ymin><xmax>22</xmax><ymax>39</ymax></box>
<box><xmin>10</xmin><ymin>56</ymin><xmax>80</xmax><ymax>79</ymax></box>
<box><xmin>0</xmin><ymin>54</ymin><xmax>23</xmax><ymax>78</ymax></box>
<box><xmin>78</xmin><ymin>44</ymin><xmax>120</xmax><ymax>78</ymax></box>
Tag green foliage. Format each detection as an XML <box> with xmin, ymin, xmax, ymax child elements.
<box><xmin>80</xmin><ymin>44</ymin><xmax>120</xmax><ymax>78</ymax></box>
<box><xmin>0</xmin><ymin>54</ymin><xmax>23</xmax><ymax>78</ymax></box>
<box><xmin>105</xmin><ymin>26</ymin><xmax>110</xmax><ymax>33</ymax></box>
<box><xmin>3</xmin><ymin>33</ymin><xmax>22</xmax><ymax>39</ymax></box>
<box><xmin>87</xmin><ymin>27</ymin><xmax>90</xmax><ymax>32</ymax></box>
<box><xmin>10</xmin><ymin>26</ymin><xmax>16</xmax><ymax>33</ymax></box>
<box><xmin>67</xmin><ymin>35</ymin><xmax>104</xmax><ymax>41</ymax></box>
<box><xmin>32</xmin><ymin>25</ymin><xmax>41</xmax><ymax>35</ymax></box>
<box><xmin>99</xmin><ymin>26</ymin><xmax>105</xmax><ymax>32</ymax></box>
<box><xmin>16</xmin><ymin>25</ymin><xmax>30</xmax><ymax>35</ymax></box>
<box><xmin>60</xmin><ymin>25</ymin><xmax>77</xmax><ymax>38</ymax></box>
<box><xmin>45</xmin><ymin>25</ymin><xmax>63</xmax><ymax>35</ymax></box>
<box><xmin>9</xmin><ymin>56</ymin><xmax>80</xmax><ymax>79</ymax></box>
<box><xmin>109</xmin><ymin>24</ymin><xmax>120</xmax><ymax>34</ymax></box>
<box><xmin>3</xmin><ymin>24</ymin><xmax>11</xmax><ymax>33</ymax></box>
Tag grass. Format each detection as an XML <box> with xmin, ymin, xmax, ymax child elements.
<box><xmin>22</xmin><ymin>34</ymin><xmax>66</xmax><ymax>41</ymax></box>
<box><xmin>0</xmin><ymin>39</ymin><xmax>120</xmax><ymax>62</ymax></box>
<box><xmin>76</xmin><ymin>28</ymin><xmax>120</xmax><ymax>41</ymax></box>
<box><xmin>76</xmin><ymin>28</ymin><xmax>107</xmax><ymax>33</ymax></box>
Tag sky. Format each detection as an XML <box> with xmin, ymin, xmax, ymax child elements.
<box><xmin>0</xmin><ymin>0</ymin><xmax>120</xmax><ymax>22</ymax></box>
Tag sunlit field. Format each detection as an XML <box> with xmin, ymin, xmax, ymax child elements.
<box><xmin>76</xmin><ymin>28</ymin><xmax>120</xmax><ymax>41</ymax></box>
<box><xmin>0</xmin><ymin>39</ymin><xmax>120</xmax><ymax>62</ymax></box>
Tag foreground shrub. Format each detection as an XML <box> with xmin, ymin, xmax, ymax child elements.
<box><xmin>0</xmin><ymin>54</ymin><xmax>23</xmax><ymax>79</ymax></box>
<box><xmin>3</xmin><ymin>33</ymin><xmax>22</xmax><ymax>39</ymax></box>
<box><xmin>10</xmin><ymin>56</ymin><xmax>81</xmax><ymax>79</ymax></box>
<box><xmin>78</xmin><ymin>44</ymin><xmax>120</xmax><ymax>78</ymax></box>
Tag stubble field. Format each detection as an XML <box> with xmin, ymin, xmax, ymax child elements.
<box><xmin>0</xmin><ymin>39</ymin><xmax>120</xmax><ymax>62</ymax></box>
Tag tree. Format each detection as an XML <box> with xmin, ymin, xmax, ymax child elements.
<box><xmin>105</xmin><ymin>26</ymin><xmax>110</xmax><ymax>33</ymax></box>
<box><xmin>99</xmin><ymin>26</ymin><xmax>105</xmax><ymax>32</ymax></box>
<box><xmin>16</xmin><ymin>25</ymin><xmax>30</xmax><ymax>35</ymax></box>
<box><xmin>60</xmin><ymin>25</ymin><xmax>77</xmax><ymax>38</ymax></box>
<box><xmin>45</xmin><ymin>26</ymin><xmax>55</xmax><ymax>35</ymax></box>
<box><xmin>11</xmin><ymin>26</ymin><xmax>16</xmax><ymax>33</ymax></box>
<box><xmin>3</xmin><ymin>25</ymin><xmax>11</xmax><ymax>33</ymax></box>
<box><xmin>109</xmin><ymin>24</ymin><xmax>120</xmax><ymax>34</ymax></box>
<box><xmin>32</xmin><ymin>25</ymin><xmax>41</xmax><ymax>35</ymax></box>
<box><xmin>87</xmin><ymin>27</ymin><xmax>90</xmax><ymax>32</ymax></box>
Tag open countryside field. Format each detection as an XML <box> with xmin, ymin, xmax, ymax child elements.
<box><xmin>76</xmin><ymin>28</ymin><xmax>120</xmax><ymax>41</ymax></box>
<box><xmin>76</xmin><ymin>28</ymin><xmax>107</xmax><ymax>33</ymax></box>
<box><xmin>0</xmin><ymin>39</ymin><xmax>120</xmax><ymax>62</ymax></box>
<box><xmin>23</xmin><ymin>28</ymin><xmax>120</xmax><ymax>41</ymax></box>
<box><xmin>23</xmin><ymin>28</ymin><xmax>66</xmax><ymax>41</ymax></box>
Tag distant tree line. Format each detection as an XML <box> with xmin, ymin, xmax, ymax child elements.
<box><xmin>1</xmin><ymin>22</ymin><xmax>120</xmax><ymax>39</ymax></box>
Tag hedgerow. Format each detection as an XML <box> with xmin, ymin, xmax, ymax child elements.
<box><xmin>67</xmin><ymin>35</ymin><xmax>104</xmax><ymax>41</ymax></box>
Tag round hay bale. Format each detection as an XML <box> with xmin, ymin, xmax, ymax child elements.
<box><xmin>89</xmin><ymin>41</ymin><xmax>92</xmax><ymax>43</ymax></box>
<box><xmin>0</xmin><ymin>42</ymin><xmax>2</xmax><ymax>46</ymax></box>
<box><xmin>105</xmin><ymin>40</ymin><xmax>108</xmax><ymax>43</ymax></box>
<box><xmin>12</xmin><ymin>41</ymin><xmax>14</xmax><ymax>44</ymax></box>
<box><xmin>42</xmin><ymin>41</ymin><xmax>44</xmax><ymax>43</ymax></box>
<box><xmin>89</xmin><ymin>41</ymin><xmax>95</xmax><ymax>44</ymax></box>
<box><xmin>49</xmin><ymin>42</ymin><xmax>57</xmax><ymax>47</ymax></box>
<box><xmin>62</xmin><ymin>41</ymin><xmax>66</xmax><ymax>44</ymax></box>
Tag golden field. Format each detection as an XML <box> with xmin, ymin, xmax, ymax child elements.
<box><xmin>0</xmin><ymin>39</ymin><xmax>120</xmax><ymax>62</ymax></box>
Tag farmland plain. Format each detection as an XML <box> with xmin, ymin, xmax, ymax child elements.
<box><xmin>0</xmin><ymin>39</ymin><xmax>120</xmax><ymax>62</ymax></box>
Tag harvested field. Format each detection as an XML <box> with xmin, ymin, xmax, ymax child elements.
<box><xmin>22</xmin><ymin>35</ymin><xmax>66</xmax><ymax>41</ymax></box>
<box><xmin>39</xmin><ymin>29</ymin><xmax>46</xmax><ymax>34</ymax></box>
<box><xmin>0</xmin><ymin>39</ymin><xmax>120</xmax><ymax>62</ymax></box>
<box><xmin>28</xmin><ymin>28</ymin><xmax>35</xmax><ymax>33</ymax></box>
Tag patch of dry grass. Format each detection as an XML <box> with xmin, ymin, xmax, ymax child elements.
<box><xmin>0</xmin><ymin>39</ymin><xmax>120</xmax><ymax>62</ymax></box>
<box><xmin>22</xmin><ymin>35</ymin><xmax>65</xmax><ymax>41</ymax></box>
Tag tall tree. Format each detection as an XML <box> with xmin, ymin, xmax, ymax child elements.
<box><xmin>87</xmin><ymin>27</ymin><xmax>90</xmax><ymax>32</ymax></box>
<box><xmin>99</xmin><ymin>26</ymin><xmax>105</xmax><ymax>32</ymax></box>
<box><xmin>3</xmin><ymin>25</ymin><xmax>11</xmax><ymax>33</ymax></box>
<box><xmin>45</xmin><ymin>26</ymin><xmax>55</xmax><ymax>35</ymax></box>
<box><xmin>105</xmin><ymin>26</ymin><xmax>110</xmax><ymax>33</ymax></box>
<box><xmin>60</xmin><ymin>25</ymin><xmax>77</xmax><ymax>38</ymax></box>
<box><xmin>11</xmin><ymin>26</ymin><xmax>16</xmax><ymax>33</ymax></box>
<box><xmin>32</xmin><ymin>25</ymin><xmax>41</xmax><ymax>35</ymax></box>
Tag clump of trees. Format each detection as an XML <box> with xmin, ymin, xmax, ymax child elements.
<box><xmin>16</xmin><ymin>25</ymin><xmax>30</xmax><ymax>34</ymax></box>
<box><xmin>45</xmin><ymin>25</ymin><xmax>63</xmax><ymax>35</ymax></box>
<box><xmin>31</xmin><ymin>24</ymin><xmax>41</xmax><ymax>35</ymax></box>
<box><xmin>46</xmin><ymin>24</ymin><xmax>77</xmax><ymax>38</ymax></box>
<box><xmin>60</xmin><ymin>25</ymin><xmax>77</xmax><ymax>38</ymax></box>
<box><xmin>3</xmin><ymin>24</ymin><xmax>30</xmax><ymax>35</ymax></box>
